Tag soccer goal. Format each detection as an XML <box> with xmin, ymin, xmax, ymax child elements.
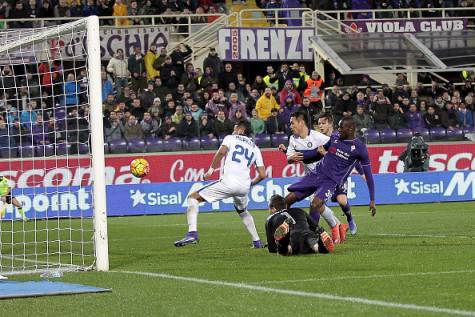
<box><xmin>0</xmin><ymin>16</ymin><xmax>108</xmax><ymax>275</ymax></box>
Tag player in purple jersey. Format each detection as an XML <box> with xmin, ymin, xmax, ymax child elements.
<box><xmin>318</xmin><ymin>113</ymin><xmax>369</xmax><ymax>234</ymax></box>
<box><xmin>286</xmin><ymin>117</ymin><xmax>376</xmax><ymax>224</ymax></box>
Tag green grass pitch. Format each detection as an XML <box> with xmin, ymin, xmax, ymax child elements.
<box><xmin>1</xmin><ymin>201</ymin><xmax>475</xmax><ymax>317</ymax></box>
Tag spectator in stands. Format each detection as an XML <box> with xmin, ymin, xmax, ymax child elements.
<box><xmin>200</xmin><ymin>66</ymin><xmax>218</xmax><ymax>90</ymax></box>
<box><xmin>102</xmin><ymin>71</ymin><xmax>114</xmax><ymax>102</ymax></box>
<box><xmin>53</xmin><ymin>0</ymin><xmax>70</xmax><ymax>23</ymax></box>
<box><xmin>405</xmin><ymin>103</ymin><xmax>426</xmax><ymax>130</ymax></box>
<box><xmin>153</xmin><ymin>77</ymin><xmax>170</xmax><ymax>101</ymax></box>
<box><xmin>424</xmin><ymin>105</ymin><xmax>443</xmax><ymax>128</ymax></box>
<box><xmin>130</xmin><ymin>98</ymin><xmax>146</xmax><ymax>121</ymax></box>
<box><xmin>333</xmin><ymin>92</ymin><xmax>355</xmax><ymax>126</ymax></box>
<box><xmin>0</xmin><ymin>116</ymin><xmax>14</xmax><ymax>150</ymax></box>
<box><xmin>172</xmin><ymin>105</ymin><xmax>185</xmax><ymax>124</ymax></box>
<box><xmin>276</xmin><ymin>64</ymin><xmax>297</xmax><ymax>91</ymax></box>
<box><xmin>170</xmin><ymin>44</ymin><xmax>193</xmax><ymax>76</ymax></box>
<box><xmin>66</xmin><ymin>108</ymin><xmax>88</xmax><ymax>154</ymax></box>
<box><xmin>266</xmin><ymin>108</ymin><xmax>285</xmax><ymax>135</ymax></box>
<box><xmin>97</xmin><ymin>0</ymin><xmax>113</xmax><ymax>25</ymax></box>
<box><xmin>388</xmin><ymin>103</ymin><xmax>407</xmax><ymax>130</ymax></box>
<box><xmin>302</xmin><ymin>71</ymin><xmax>324</xmax><ymax>110</ymax></box>
<box><xmin>105</xmin><ymin>111</ymin><xmax>124</xmax><ymax>142</ymax></box>
<box><xmin>218</xmin><ymin>63</ymin><xmax>238</xmax><ymax>89</ymax></box>
<box><xmin>26</xmin><ymin>0</ymin><xmax>39</xmax><ymax>25</ymax></box>
<box><xmin>250</xmin><ymin>108</ymin><xmax>265</xmax><ymax>136</ymax></box>
<box><xmin>11</xmin><ymin>120</ymin><xmax>28</xmax><ymax>146</ymax></box>
<box><xmin>353</xmin><ymin>104</ymin><xmax>374</xmax><ymax>137</ymax></box>
<box><xmin>280</xmin><ymin>95</ymin><xmax>298</xmax><ymax>130</ymax></box>
<box><xmin>128</xmin><ymin>45</ymin><xmax>147</xmax><ymax>93</ymax></box>
<box><xmin>152</xmin><ymin>47</ymin><xmax>167</xmax><ymax>72</ymax></box>
<box><xmin>107</xmin><ymin>49</ymin><xmax>129</xmax><ymax>95</ymax></box>
<box><xmin>252</xmin><ymin>75</ymin><xmax>267</xmax><ymax>94</ymax></box>
<box><xmin>113</xmin><ymin>0</ymin><xmax>129</xmax><ymax>26</ymax></box>
<box><xmin>256</xmin><ymin>87</ymin><xmax>279</xmax><ymax>120</ymax></box>
<box><xmin>441</xmin><ymin>102</ymin><xmax>458</xmax><ymax>130</ymax></box>
<box><xmin>128</xmin><ymin>0</ymin><xmax>141</xmax><ymax>25</ymax></box>
<box><xmin>159</xmin><ymin>116</ymin><xmax>177</xmax><ymax>140</ymax></box>
<box><xmin>144</xmin><ymin>44</ymin><xmax>160</xmax><ymax>81</ymax></box>
<box><xmin>46</xmin><ymin>117</ymin><xmax>65</xmax><ymax>144</ymax></box>
<box><xmin>64</xmin><ymin>73</ymin><xmax>80</xmax><ymax>108</ymax></box>
<box><xmin>199</xmin><ymin>113</ymin><xmax>214</xmax><ymax>138</ymax></box>
<box><xmin>31</xmin><ymin>115</ymin><xmax>47</xmax><ymax>145</ymax></box>
<box><xmin>245</xmin><ymin>88</ymin><xmax>260</xmax><ymax>116</ymax></box>
<box><xmin>123</xmin><ymin>115</ymin><xmax>143</xmax><ymax>140</ymax></box>
<box><xmin>103</xmin><ymin>94</ymin><xmax>116</xmax><ymax>113</ymax></box>
<box><xmin>279</xmin><ymin>80</ymin><xmax>301</xmax><ymax>107</ymax></box>
<box><xmin>203</xmin><ymin>47</ymin><xmax>222</xmax><ymax>77</ymax></box>
<box><xmin>190</xmin><ymin>103</ymin><xmax>203</xmax><ymax>121</ymax></box>
<box><xmin>212</xmin><ymin>110</ymin><xmax>233</xmax><ymax>136</ymax></box>
<box><xmin>265</xmin><ymin>0</ymin><xmax>282</xmax><ymax>25</ymax></box>
<box><xmin>140</xmin><ymin>82</ymin><xmax>157</xmax><ymax>110</ymax></box>
<box><xmin>300</xmin><ymin>96</ymin><xmax>320</xmax><ymax>127</ymax></box>
<box><xmin>228</xmin><ymin>93</ymin><xmax>247</xmax><ymax>122</ymax></box>
<box><xmin>371</xmin><ymin>91</ymin><xmax>392</xmax><ymax>130</ymax></box>
<box><xmin>457</xmin><ymin>102</ymin><xmax>474</xmax><ymax>128</ymax></box>
<box><xmin>140</xmin><ymin>111</ymin><xmax>159</xmax><ymax>138</ymax></box>
<box><xmin>225</xmin><ymin>82</ymin><xmax>244</xmax><ymax>102</ymax></box>
<box><xmin>160</xmin><ymin>56</ymin><xmax>179</xmax><ymax>90</ymax></box>
<box><xmin>9</xmin><ymin>1</ymin><xmax>31</xmax><ymax>28</ymax></box>
<box><xmin>83</xmin><ymin>0</ymin><xmax>98</xmax><ymax>16</ymax></box>
<box><xmin>38</xmin><ymin>0</ymin><xmax>54</xmax><ymax>24</ymax></box>
<box><xmin>1</xmin><ymin>66</ymin><xmax>15</xmax><ymax>100</ymax></box>
<box><xmin>177</xmin><ymin>112</ymin><xmax>199</xmax><ymax>140</ymax></box>
<box><xmin>206</xmin><ymin>91</ymin><xmax>228</xmax><ymax>118</ymax></box>
<box><xmin>181</xmin><ymin>63</ymin><xmax>199</xmax><ymax>92</ymax></box>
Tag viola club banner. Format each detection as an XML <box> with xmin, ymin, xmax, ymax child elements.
<box><xmin>1</xmin><ymin>171</ymin><xmax>473</xmax><ymax>220</ymax></box>
<box><xmin>218</xmin><ymin>28</ymin><xmax>315</xmax><ymax>61</ymax></box>
<box><xmin>0</xmin><ymin>143</ymin><xmax>473</xmax><ymax>187</ymax></box>
<box><xmin>342</xmin><ymin>18</ymin><xmax>466</xmax><ymax>33</ymax></box>
<box><xmin>47</xmin><ymin>26</ymin><xmax>169</xmax><ymax>60</ymax></box>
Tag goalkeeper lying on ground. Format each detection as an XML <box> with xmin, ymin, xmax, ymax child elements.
<box><xmin>265</xmin><ymin>194</ymin><xmax>334</xmax><ymax>256</ymax></box>
<box><xmin>0</xmin><ymin>176</ymin><xmax>27</xmax><ymax>221</ymax></box>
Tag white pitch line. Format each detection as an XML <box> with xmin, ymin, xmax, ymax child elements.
<box><xmin>375</xmin><ymin>233</ymin><xmax>474</xmax><ymax>239</ymax></box>
<box><xmin>112</xmin><ymin>270</ymin><xmax>475</xmax><ymax>317</ymax></box>
<box><xmin>258</xmin><ymin>270</ymin><xmax>475</xmax><ymax>285</ymax></box>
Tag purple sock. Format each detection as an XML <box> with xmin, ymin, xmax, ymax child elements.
<box><xmin>309</xmin><ymin>211</ymin><xmax>320</xmax><ymax>225</ymax></box>
<box><xmin>340</xmin><ymin>204</ymin><xmax>352</xmax><ymax>222</ymax></box>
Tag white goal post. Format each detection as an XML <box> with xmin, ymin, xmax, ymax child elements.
<box><xmin>0</xmin><ymin>16</ymin><xmax>108</xmax><ymax>274</ymax></box>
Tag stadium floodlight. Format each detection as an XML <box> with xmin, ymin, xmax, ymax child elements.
<box><xmin>0</xmin><ymin>16</ymin><xmax>109</xmax><ymax>275</ymax></box>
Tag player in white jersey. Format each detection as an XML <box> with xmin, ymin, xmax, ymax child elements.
<box><xmin>279</xmin><ymin>111</ymin><xmax>348</xmax><ymax>244</ymax></box>
<box><xmin>174</xmin><ymin>120</ymin><xmax>267</xmax><ymax>248</ymax></box>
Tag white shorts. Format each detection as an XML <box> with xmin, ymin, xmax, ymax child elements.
<box><xmin>197</xmin><ymin>179</ymin><xmax>249</xmax><ymax>211</ymax></box>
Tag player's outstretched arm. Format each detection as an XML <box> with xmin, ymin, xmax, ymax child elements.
<box><xmin>251</xmin><ymin>166</ymin><xmax>266</xmax><ymax>186</ymax></box>
<box><xmin>203</xmin><ymin>145</ymin><xmax>228</xmax><ymax>180</ymax></box>
<box><xmin>362</xmin><ymin>164</ymin><xmax>376</xmax><ymax>216</ymax></box>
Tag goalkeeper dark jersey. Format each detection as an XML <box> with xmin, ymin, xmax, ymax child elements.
<box><xmin>265</xmin><ymin>207</ymin><xmax>320</xmax><ymax>255</ymax></box>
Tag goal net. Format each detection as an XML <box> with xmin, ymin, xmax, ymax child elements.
<box><xmin>0</xmin><ymin>16</ymin><xmax>108</xmax><ymax>275</ymax></box>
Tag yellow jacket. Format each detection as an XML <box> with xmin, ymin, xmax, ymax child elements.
<box><xmin>113</xmin><ymin>3</ymin><xmax>129</xmax><ymax>26</ymax></box>
<box><xmin>256</xmin><ymin>95</ymin><xmax>279</xmax><ymax>120</ymax></box>
<box><xmin>144</xmin><ymin>51</ymin><xmax>160</xmax><ymax>80</ymax></box>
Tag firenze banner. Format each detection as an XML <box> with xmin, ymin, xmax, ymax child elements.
<box><xmin>218</xmin><ymin>28</ymin><xmax>315</xmax><ymax>61</ymax></box>
<box><xmin>1</xmin><ymin>171</ymin><xmax>474</xmax><ymax>220</ymax></box>
<box><xmin>342</xmin><ymin>18</ymin><xmax>467</xmax><ymax>33</ymax></box>
<box><xmin>0</xmin><ymin>143</ymin><xmax>473</xmax><ymax>188</ymax></box>
<box><xmin>46</xmin><ymin>26</ymin><xmax>169</xmax><ymax>60</ymax></box>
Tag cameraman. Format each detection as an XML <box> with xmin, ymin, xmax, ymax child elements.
<box><xmin>398</xmin><ymin>134</ymin><xmax>430</xmax><ymax>172</ymax></box>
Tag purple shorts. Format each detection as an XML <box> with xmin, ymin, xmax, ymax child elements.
<box><xmin>288</xmin><ymin>173</ymin><xmax>338</xmax><ymax>202</ymax></box>
<box><xmin>331</xmin><ymin>183</ymin><xmax>347</xmax><ymax>202</ymax></box>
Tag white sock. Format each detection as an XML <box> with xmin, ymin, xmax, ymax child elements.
<box><xmin>321</xmin><ymin>206</ymin><xmax>339</xmax><ymax>228</ymax></box>
<box><xmin>239</xmin><ymin>211</ymin><xmax>260</xmax><ymax>241</ymax></box>
<box><xmin>187</xmin><ymin>197</ymin><xmax>199</xmax><ymax>232</ymax></box>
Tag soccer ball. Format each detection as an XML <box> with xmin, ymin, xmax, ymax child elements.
<box><xmin>130</xmin><ymin>158</ymin><xmax>149</xmax><ymax>178</ymax></box>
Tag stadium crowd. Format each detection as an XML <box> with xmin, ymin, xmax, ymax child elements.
<box><xmin>0</xmin><ymin>44</ymin><xmax>474</xmax><ymax>154</ymax></box>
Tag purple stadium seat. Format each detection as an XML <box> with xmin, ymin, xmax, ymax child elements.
<box><xmin>108</xmin><ymin>139</ymin><xmax>128</xmax><ymax>154</ymax></box>
<box><xmin>379</xmin><ymin>128</ymin><xmax>397</xmax><ymax>144</ymax></box>
<box><xmin>0</xmin><ymin>148</ymin><xmax>17</xmax><ymax>158</ymax></box>
<box><xmin>363</xmin><ymin>129</ymin><xmax>380</xmax><ymax>144</ymax></box>
<box><xmin>254</xmin><ymin>133</ymin><xmax>272</xmax><ymax>148</ymax></box>
<box><xmin>429</xmin><ymin>127</ymin><xmax>447</xmax><ymax>141</ymax></box>
<box><xmin>145</xmin><ymin>137</ymin><xmax>164</xmax><ymax>152</ymax></box>
<box><xmin>412</xmin><ymin>127</ymin><xmax>429</xmax><ymax>141</ymax></box>
<box><xmin>36</xmin><ymin>144</ymin><xmax>55</xmax><ymax>157</ymax></box>
<box><xmin>127</xmin><ymin>138</ymin><xmax>146</xmax><ymax>153</ymax></box>
<box><xmin>463</xmin><ymin>126</ymin><xmax>475</xmax><ymax>135</ymax></box>
<box><xmin>183</xmin><ymin>137</ymin><xmax>201</xmax><ymax>151</ymax></box>
<box><xmin>56</xmin><ymin>142</ymin><xmax>71</xmax><ymax>156</ymax></box>
<box><xmin>201</xmin><ymin>136</ymin><xmax>219</xmax><ymax>150</ymax></box>
<box><xmin>54</xmin><ymin>109</ymin><xmax>67</xmax><ymax>121</ymax></box>
<box><xmin>446</xmin><ymin>128</ymin><xmax>464</xmax><ymax>141</ymax></box>
<box><xmin>463</xmin><ymin>127</ymin><xmax>475</xmax><ymax>141</ymax></box>
<box><xmin>19</xmin><ymin>145</ymin><xmax>35</xmax><ymax>158</ymax></box>
<box><xmin>271</xmin><ymin>134</ymin><xmax>289</xmax><ymax>147</ymax></box>
<box><xmin>78</xmin><ymin>143</ymin><xmax>89</xmax><ymax>154</ymax></box>
<box><xmin>163</xmin><ymin>137</ymin><xmax>182</xmax><ymax>152</ymax></box>
<box><xmin>396</xmin><ymin>128</ymin><xmax>413</xmax><ymax>143</ymax></box>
